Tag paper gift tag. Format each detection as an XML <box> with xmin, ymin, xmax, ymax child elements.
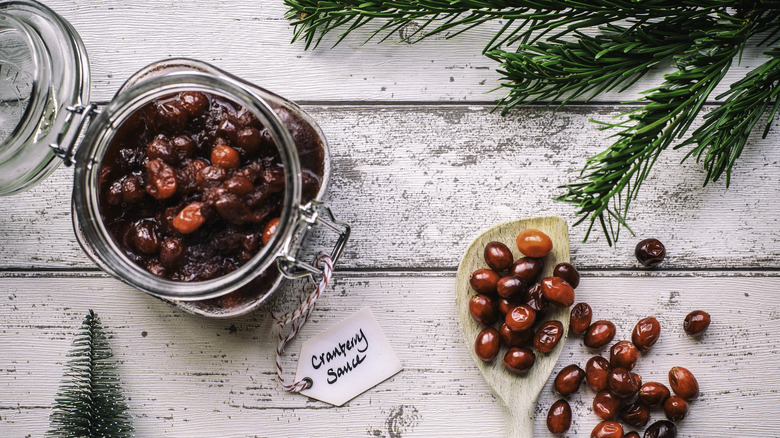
<box><xmin>294</xmin><ymin>307</ymin><xmax>402</xmax><ymax>406</ymax></box>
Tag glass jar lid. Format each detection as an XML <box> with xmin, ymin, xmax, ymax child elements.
<box><xmin>0</xmin><ymin>0</ymin><xmax>89</xmax><ymax>195</ymax></box>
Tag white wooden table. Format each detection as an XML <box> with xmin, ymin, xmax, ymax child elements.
<box><xmin>2</xmin><ymin>2</ymin><xmax>779</xmax><ymax>437</ymax></box>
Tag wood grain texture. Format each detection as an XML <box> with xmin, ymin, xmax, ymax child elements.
<box><xmin>41</xmin><ymin>0</ymin><xmax>776</xmax><ymax>103</ymax></box>
<box><xmin>1</xmin><ymin>105</ymin><xmax>777</xmax><ymax>270</ymax></box>
<box><xmin>2</xmin><ymin>3</ymin><xmax>780</xmax><ymax>437</ymax></box>
<box><xmin>1</xmin><ymin>272</ymin><xmax>779</xmax><ymax>437</ymax></box>
<box><xmin>455</xmin><ymin>216</ymin><xmax>569</xmax><ymax>437</ymax></box>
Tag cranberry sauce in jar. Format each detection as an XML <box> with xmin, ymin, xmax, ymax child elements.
<box><xmin>98</xmin><ymin>90</ymin><xmax>324</xmax><ymax>282</ymax></box>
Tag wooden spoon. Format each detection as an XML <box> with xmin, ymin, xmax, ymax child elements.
<box><xmin>455</xmin><ymin>216</ymin><xmax>570</xmax><ymax>437</ymax></box>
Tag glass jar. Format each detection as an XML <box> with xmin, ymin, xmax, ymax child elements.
<box><xmin>0</xmin><ymin>1</ymin><xmax>349</xmax><ymax>318</ymax></box>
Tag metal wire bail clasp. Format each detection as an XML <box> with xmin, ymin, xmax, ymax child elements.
<box><xmin>49</xmin><ymin>103</ymin><xmax>100</xmax><ymax>166</ymax></box>
<box><xmin>278</xmin><ymin>201</ymin><xmax>350</xmax><ymax>279</ymax></box>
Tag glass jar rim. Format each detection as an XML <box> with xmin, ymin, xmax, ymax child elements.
<box><xmin>72</xmin><ymin>72</ymin><xmax>303</xmax><ymax>300</ymax></box>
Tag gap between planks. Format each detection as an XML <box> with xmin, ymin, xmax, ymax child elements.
<box><xmin>2</xmin><ymin>269</ymin><xmax>780</xmax><ymax>278</ymax></box>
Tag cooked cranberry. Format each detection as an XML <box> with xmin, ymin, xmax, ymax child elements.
<box><xmin>591</xmin><ymin>420</ymin><xmax>623</xmax><ymax>438</ymax></box>
<box><xmin>586</xmin><ymin>356</ymin><xmax>611</xmax><ymax>391</ymax></box>
<box><xmin>546</xmin><ymin>399</ymin><xmax>571</xmax><ymax>435</ymax></box>
<box><xmin>172</xmin><ymin>135</ymin><xmax>196</xmax><ymax>157</ymax></box>
<box><xmin>499</xmin><ymin>323</ymin><xmax>533</xmax><ymax>348</ymax></box>
<box><xmin>620</xmin><ymin>402</ymin><xmax>650</xmax><ymax>428</ymax></box>
<box><xmin>179</xmin><ymin>91</ymin><xmax>209</xmax><ymax>116</ymax></box>
<box><xmin>554</xmin><ymin>364</ymin><xmax>585</xmax><ymax>396</ymax></box>
<box><xmin>498</xmin><ymin>296</ymin><xmax>522</xmax><ymax>316</ymax></box>
<box><xmin>553</xmin><ymin>262</ymin><xmax>580</xmax><ymax>288</ymax></box>
<box><xmin>503</xmin><ymin>348</ymin><xmax>535</xmax><ymax>374</ymax></box>
<box><xmin>639</xmin><ymin>382</ymin><xmax>671</xmax><ymax>407</ymax></box>
<box><xmin>585</xmin><ymin>320</ymin><xmax>616</xmax><ymax>349</ymax></box>
<box><xmin>146</xmin><ymin>135</ymin><xmax>177</xmax><ymax>164</ymax></box>
<box><xmin>173</xmin><ymin>202</ymin><xmax>206</xmax><ymax>234</ymax></box>
<box><xmin>610</xmin><ymin>340</ymin><xmax>639</xmax><ymax>370</ymax></box>
<box><xmin>484</xmin><ymin>241</ymin><xmax>513</xmax><ymax>271</ymax></box>
<box><xmin>668</xmin><ymin>366</ymin><xmax>699</xmax><ymax>400</ymax></box>
<box><xmin>215</xmin><ymin>192</ymin><xmax>252</xmax><ymax>225</ymax></box>
<box><xmin>225</xmin><ymin>175</ymin><xmax>254</xmax><ymax>195</ymax></box>
<box><xmin>511</xmin><ymin>257</ymin><xmax>543</xmax><ymax>283</ymax></box>
<box><xmin>632</xmin><ymin>316</ymin><xmax>661</xmax><ymax>352</ymax></box>
<box><xmin>643</xmin><ymin>420</ymin><xmax>677</xmax><ymax>438</ymax></box>
<box><xmin>608</xmin><ymin>367</ymin><xmax>640</xmax><ymax>398</ymax></box>
<box><xmin>211</xmin><ymin>145</ymin><xmax>241</xmax><ymax>169</ymax></box>
<box><xmin>236</xmin><ymin>127</ymin><xmax>262</xmax><ymax>155</ymax></box>
<box><xmin>121</xmin><ymin>175</ymin><xmax>145</xmax><ymax>203</ymax></box>
<box><xmin>505</xmin><ymin>305</ymin><xmax>536</xmax><ymax>332</ymax></box>
<box><xmin>497</xmin><ymin>275</ymin><xmax>526</xmax><ymax>299</ymax></box>
<box><xmin>130</xmin><ymin>220</ymin><xmax>160</xmax><ymax>255</ymax></box>
<box><xmin>159</xmin><ymin>238</ymin><xmax>185</xmax><ymax>269</ymax></box>
<box><xmin>570</xmin><ymin>302</ymin><xmax>592</xmax><ymax>335</ymax></box>
<box><xmin>106</xmin><ymin>180</ymin><xmax>122</xmax><ymax>205</ymax></box>
<box><xmin>663</xmin><ymin>396</ymin><xmax>688</xmax><ymax>422</ymax></box>
<box><xmin>474</xmin><ymin>327</ymin><xmax>500</xmax><ymax>362</ymax></box>
<box><xmin>155</xmin><ymin>100</ymin><xmax>188</xmax><ymax>131</ymax></box>
<box><xmin>540</xmin><ymin>276</ymin><xmax>574</xmax><ymax>307</ymax></box>
<box><xmin>469</xmin><ymin>294</ymin><xmax>499</xmax><ymax>326</ymax></box>
<box><xmin>469</xmin><ymin>269</ymin><xmax>500</xmax><ymax>295</ymax></box>
<box><xmin>145</xmin><ymin>159</ymin><xmax>177</xmax><ymax>200</ymax></box>
<box><xmin>217</xmin><ymin>118</ymin><xmax>239</xmax><ymax>143</ymax></box>
<box><xmin>683</xmin><ymin>310</ymin><xmax>710</xmax><ymax>336</ymax></box>
<box><xmin>262</xmin><ymin>217</ymin><xmax>280</xmax><ymax>245</ymax></box>
<box><xmin>593</xmin><ymin>389</ymin><xmax>621</xmax><ymax>420</ymax></box>
<box><xmin>516</xmin><ymin>228</ymin><xmax>553</xmax><ymax>258</ymax></box>
<box><xmin>534</xmin><ymin>320</ymin><xmax>564</xmax><ymax>353</ymax></box>
<box><xmin>635</xmin><ymin>238</ymin><xmax>665</xmax><ymax>267</ymax></box>
<box><xmin>524</xmin><ymin>282</ymin><xmax>548</xmax><ymax>315</ymax></box>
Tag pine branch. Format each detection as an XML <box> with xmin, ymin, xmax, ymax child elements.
<box><xmin>678</xmin><ymin>45</ymin><xmax>780</xmax><ymax>187</ymax></box>
<box><xmin>284</xmin><ymin>1</ymin><xmax>730</xmax><ymax>50</ymax></box>
<box><xmin>48</xmin><ymin>310</ymin><xmax>134</xmax><ymax>438</ymax></box>
<box><xmin>486</xmin><ymin>15</ymin><xmax>716</xmax><ymax>111</ymax></box>
<box><xmin>285</xmin><ymin>1</ymin><xmax>780</xmax><ymax>244</ymax></box>
<box><xmin>556</xmin><ymin>15</ymin><xmax>751</xmax><ymax>244</ymax></box>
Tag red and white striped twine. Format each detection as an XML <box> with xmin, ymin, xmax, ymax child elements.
<box><xmin>275</xmin><ymin>252</ymin><xmax>334</xmax><ymax>392</ymax></box>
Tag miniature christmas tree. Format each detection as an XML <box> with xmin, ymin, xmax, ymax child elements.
<box><xmin>47</xmin><ymin>310</ymin><xmax>134</xmax><ymax>438</ymax></box>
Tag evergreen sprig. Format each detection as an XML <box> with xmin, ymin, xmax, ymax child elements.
<box><xmin>556</xmin><ymin>13</ymin><xmax>752</xmax><ymax>243</ymax></box>
<box><xmin>486</xmin><ymin>15</ymin><xmax>716</xmax><ymax>111</ymax></box>
<box><xmin>678</xmin><ymin>45</ymin><xmax>780</xmax><ymax>187</ymax></box>
<box><xmin>285</xmin><ymin>1</ymin><xmax>730</xmax><ymax>51</ymax></box>
<box><xmin>48</xmin><ymin>310</ymin><xmax>134</xmax><ymax>438</ymax></box>
<box><xmin>284</xmin><ymin>1</ymin><xmax>780</xmax><ymax>244</ymax></box>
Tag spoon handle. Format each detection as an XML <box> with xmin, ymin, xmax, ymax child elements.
<box><xmin>502</xmin><ymin>403</ymin><xmax>534</xmax><ymax>438</ymax></box>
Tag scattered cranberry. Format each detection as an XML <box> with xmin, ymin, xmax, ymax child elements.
<box><xmin>635</xmin><ymin>238</ymin><xmax>666</xmax><ymax>267</ymax></box>
<box><xmin>683</xmin><ymin>310</ymin><xmax>710</xmax><ymax>336</ymax></box>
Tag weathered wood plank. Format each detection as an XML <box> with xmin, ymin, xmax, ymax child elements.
<box><xmin>0</xmin><ymin>105</ymin><xmax>777</xmax><ymax>270</ymax></box>
<box><xmin>0</xmin><ymin>272</ymin><xmax>777</xmax><ymax>437</ymax></box>
<box><xmin>43</xmin><ymin>0</ymin><xmax>775</xmax><ymax>103</ymax></box>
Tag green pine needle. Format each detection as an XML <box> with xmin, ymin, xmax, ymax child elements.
<box><xmin>486</xmin><ymin>15</ymin><xmax>717</xmax><ymax>111</ymax></box>
<box><xmin>677</xmin><ymin>45</ymin><xmax>780</xmax><ymax>187</ymax></box>
<box><xmin>556</xmin><ymin>13</ymin><xmax>752</xmax><ymax>244</ymax></box>
<box><xmin>284</xmin><ymin>1</ymin><xmax>730</xmax><ymax>50</ymax></box>
<box><xmin>285</xmin><ymin>1</ymin><xmax>780</xmax><ymax>244</ymax></box>
<box><xmin>48</xmin><ymin>310</ymin><xmax>134</xmax><ymax>438</ymax></box>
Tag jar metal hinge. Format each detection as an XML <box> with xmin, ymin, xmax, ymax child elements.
<box><xmin>278</xmin><ymin>201</ymin><xmax>351</xmax><ymax>279</ymax></box>
<box><xmin>49</xmin><ymin>103</ymin><xmax>100</xmax><ymax>166</ymax></box>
